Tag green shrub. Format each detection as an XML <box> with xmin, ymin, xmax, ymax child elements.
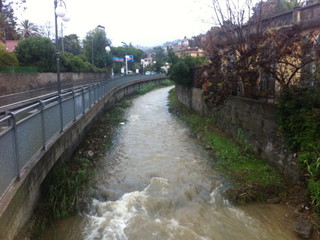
<box><xmin>278</xmin><ymin>87</ymin><xmax>320</xmax><ymax>152</ymax></box>
<box><xmin>0</xmin><ymin>45</ymin><xmax>19</xmax><ymax>66</ymax></box>
<box><xmin>169</xmin><ymin>60</ymin><xmax>191</xmax><ymax>86</ymax></box>
<box><xmin>308</xmin><ymin>179</ymin><xmax>320</xmax><ymax>211</ymax></box>
<box><xmin>168</xmin><ymin>56</ymin><xmax>206</xmax><ymax>86</ymax></box>
<box><xmin>15</xmin><ymin>36</ymin><xmax>55</xmax><ymax>72</ymax></box>
<box><xmin>60</xmin><ymin>52</ymin><xmax>96</xmax><ymax>72</ymax></box>
<box><xmin>278</xmin><ymin>86</ymin><xmax>320</xmax><ymax>212</ymax></box>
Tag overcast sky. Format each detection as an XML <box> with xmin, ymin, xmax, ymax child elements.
<box><xmin>17</xmin><ymin>0</ymin><xmax>214</xmax><ymax>47</ymax></box>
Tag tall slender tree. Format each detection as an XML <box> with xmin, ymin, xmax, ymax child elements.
<box><xmin>0</xmin><ymin>0</ymin><xmax>26</xmax><ymax>41</ymax></box>
<box><xmin>18</xmin><ymin>19</ymin><xmax>38</xmax><ymax>38</ymax></box>
<box><xmin>83</xmin><ymin>27</ymin><xmax>111</xmax><ymax>68</ymax></box>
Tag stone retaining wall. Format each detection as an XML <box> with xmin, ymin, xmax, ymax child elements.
<box><xmin>175</xmin><ymin>85</ymin><xmax>302</xmax><ymax>182</ymax></box>
<box><xmin>0</xmin><ymin>72</ymin><xmax>109</xmax><ymax>96</ymax></box>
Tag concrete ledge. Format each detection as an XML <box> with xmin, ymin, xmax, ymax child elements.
<box><xmin>0</xmin><ymin>77</ymin><xmax>166</xmax><ymax>240</ymax></box>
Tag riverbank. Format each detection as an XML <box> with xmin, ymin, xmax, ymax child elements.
<box><xmin>167</xmin><ymin>87</ymin><xmax>320</xmax><ymax>239</ymax></box>
<box><xmin>16</xmin><ymin>81</ymin><xmax>173</xmax><ymax>240</ymax></box>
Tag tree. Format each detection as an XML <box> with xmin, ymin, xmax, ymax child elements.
<box><xmin>62</xmin><ymin>34</ymin><xmax>81</xmax><ymax>55</ymax></box>
<box><xmin>252</xmin><ymin>0</ymin><xmax>302</xmax><ymax>20</ymax></box>
<box><xmin>38</xmin><ymin>21</ymin><xmax>53</xmax><ymax>39</ymax></box>
<box><xmin>60</xmin><ymin>52</ymin><xmax>94</xmax><ymax>72</ymax></box>
<box><xmin>153</xmin><ymin>46</ymin><xmax>165</xmax><ymax>62</ymax></box>
<box><xmin>258</xmin><ymin>26</ymin><xmax>319</xmax><ymax>88</ymax></box>
<box><xmin>0</xmin><ymin>0</ymin><xmax>26</xmax><ymax>41</ymax></box>
<box><xmin>83</xmin><ymin>27</ymin><xmax>111</xmax><ymax>68</ymax></box>
<box><xmin>169</xmin><ymin>55</ymin><xmax>206</xmax><ymax>86</ymax></box>
<box><xmin>166</xmin><ymin>47</ymin><xmax>178</xmax><ymax>65</ymax></box>
<box><xmin>111</xmin><ymin>45</ymin><xmax>145</xmax><ymax>73</ymax></box>
<box><xmin>202</xmin><ymin>0</ymin><xmax>318</xmax><ymax>106</ymax></box>
<box><xmin>0</xmin><ymin>43</ymin><xmax>18</xmax><ymax>65</ymax></box>
<box><xmin>18</xmin><ymin>19</ymin><xmax>39</xmax><ymax>38</ymax></box>
<box><xmin>15</xmin><ymin>36</ymin><xmax>55</xmax><ymax>72</ymax></box>
<box><xmin>152</xmin><ymin>46</ymin><xmax>166</xmax><ymax>72</ymax></box>
<box><xmin>170</xmin><ymin>60</ymin><xmax>191</xmax><ymax>86</ymax></box>
<box><xmin>206</xmin><ymin>0</ymin><xmax>265</xmax><ymax>99</ymax></box>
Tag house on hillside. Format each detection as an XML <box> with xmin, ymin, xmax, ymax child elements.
<box><xmin>168</xmin><ymin>36</ymin><xmax>205</xmax><ymax>58</ymax></box>
<box><xmin>176</xmin><ymin>47</ymin><xmax>205</xmax><ymax>58</ymax></box>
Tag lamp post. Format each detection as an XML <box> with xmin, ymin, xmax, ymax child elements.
<box><xmin>105</xmin><ymin>46</ymin><xmax>111</xmax><ymax>67</ymax></box>
<box><xmin>105</xmin><ymin>46</ymin><xmax>112</xmax><ymax>76</ymax></box>
<box><xmin>54</xmin><ymin>0</ymin><xmax>70</xmax><ymax>94</ymax></box>
<box><xmin>125</xmin><ymin>55</ymin><xmax>129</xmax><ymax>75</ymax></box>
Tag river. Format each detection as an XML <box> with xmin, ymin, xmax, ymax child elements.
<box><xmin>43</xmin><ymin>86</ymin><xmax>299</xmax><ymax>240</ymax></box>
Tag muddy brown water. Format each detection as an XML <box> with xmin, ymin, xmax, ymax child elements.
<box><xmin>43</xmin><ymin>86</ymin><xmax>299</xmax><ymax>240</ymax></box>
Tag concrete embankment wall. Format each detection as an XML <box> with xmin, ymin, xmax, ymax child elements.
<box><xmin>0</xmin><ymin>78</ymin><xmax>165</xmax><ymax>240</ymax></box>
<box><xmin>0</xmin><ymin>72</ymin><xmax>110</xmax><ymax>95</ymax></box>
<box><xmin>175</xmin><ymin>84</ymin><xmax>301</xmax><ymax>182</ymax></box>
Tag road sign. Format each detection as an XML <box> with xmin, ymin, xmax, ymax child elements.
<box><xmin>126</xmin><ymin>55</ymin><xmax>134</xmax><ymax>62</ymax></box>
<box><xmin>112</xmin><ymin>57</ymin><xmax>124</xmax><ymax>62</ymax></box>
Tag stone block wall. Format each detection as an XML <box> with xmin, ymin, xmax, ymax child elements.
<box><xmin>175</xmin><ymin>85</ymin><xmax>302</xmax><ymax>182</ymax></box>
<box><xmin>0</xmin><ymin>72</ymin><xmax>110</xmax><ymax>96</ymax></box>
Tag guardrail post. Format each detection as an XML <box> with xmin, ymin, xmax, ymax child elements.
<box><xmin>58</xmin><ymin>94</ymin><xmax>63</xmax><ymax>132</ymax></box>
<box><xmin>89</xmin><ymin>86</ymin><xmax>92</xmax><ymax>108</ymax></box>
<box><xmin>82</xmin><ymin>87</ymin><xmax>85</xmax><ymax>114</ymax></box>
<box><xmin>9</xmin><ymin>113</ymin><xmax>21</xmax><ymax>181</ymax></box>
<box><xmin>72</xmin><ymin>90</ymin><xmax>76</xmax><ymax>122</ymax></box>
<box><xmin>94</xmin><ymin>84</ymin><xmax>97</xmax><ymax>103</ymax></box>
<box><xmin>39</xmin><ymin>100</ymin><xmax>47</xmax><ymax>150</ymax></box>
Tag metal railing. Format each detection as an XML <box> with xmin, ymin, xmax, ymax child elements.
<box><xmin>0</xmin><ymin>74</ymin><xmax>165</xmax><ymax>200</ymax></box>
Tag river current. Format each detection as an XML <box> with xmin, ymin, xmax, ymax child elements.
<box><xmin>43</xmin><ymin>86</ymin><xmax>299</xmax><ymax>240</ymax></box>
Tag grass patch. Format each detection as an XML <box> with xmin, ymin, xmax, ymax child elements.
<box><xmin>168</xmin><ymin>88</ymin><xmax>284</xmax><ymax>203</ymax></box>
<box><xmin>136</xmin><ymin>79</ymin><xmax>173</xmax><ymax>95</ymax></box>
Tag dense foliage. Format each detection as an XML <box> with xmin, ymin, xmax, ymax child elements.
<box><xmin>0</xmin><ymin>44</ymin><xmax>18</xmax><ymax>65</ymax></box>
<box><xmin>14</xmin><ymin>36</ymin><xmax>55</xmax><ymax>72</ymax></box>
<box><xmin>83</xmin><ymin>28</ymin><xmax>112</xmax><ymax>68</ymax></box>
<box><xmin>60</xmin><ymin>34</ymin><xmax>82</xmax><ymax>55</ymax></box>
<box><xmin>251</xmin><ymin>0</ymin><xmax>302</xmax><ymax>20</ymax></box>
<box><xmin>111</xmin><ymin>44</ymin><xmax>145</xmax><ymax>74</ymax></box>
<box><xmin>168</xmin><ymin>54</ymin><xmax>206</xmax><ymax>86</ymax></box>
<box><xmin>278</xmin><ymin>86</ymin><xmax>320</xmax><ymax>212</ymax></box>
<box><xmin>0</xmin><ymin>0</ymin><xmax>26</xmax><ymax>40</ymax></box>
<box><xmin>60</xmin><ymin>52</ymin><xmax>95</xmax><ymax>72</ymax></box>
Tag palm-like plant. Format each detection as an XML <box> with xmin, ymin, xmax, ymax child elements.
<box><xmin>19</xmin><ymin>19</ymin><xmax>39</xmax><ymax>38</ymax></box>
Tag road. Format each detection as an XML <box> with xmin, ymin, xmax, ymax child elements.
<box><xmin>0</xmin><ymin>74</ymin><xmax>165</xmax><ymax>117</ymax></box>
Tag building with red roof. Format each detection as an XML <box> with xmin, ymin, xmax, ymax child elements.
<box><xmin>0</xmin><ymin>40</ymin><xmax>19</xmax><ymax>52</ymax></box>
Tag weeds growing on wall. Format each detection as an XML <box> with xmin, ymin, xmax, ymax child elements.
<box><xmin>278</xmin><ymin>86</ymin><xmax>320</xmax><ymax>213</ymax></box>
<box><xmin>168</xmin><ymin>88</ymin><xmax>284</xmax><ymax>203</ymax></box>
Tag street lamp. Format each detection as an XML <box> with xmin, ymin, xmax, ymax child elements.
<box><xmin>105</xmin><ymin>46</ymin><xmax>111</xmax><ymax>66</ymax></box>
<box><xmin>54</xmin><ymin>0</ymin><xmax>70</xmax><ymax>94</ymax></box>
<box><xmin>105</xmin><ymin>46</ymin><xmax>112</xmax><ymax>76</ymax></box>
